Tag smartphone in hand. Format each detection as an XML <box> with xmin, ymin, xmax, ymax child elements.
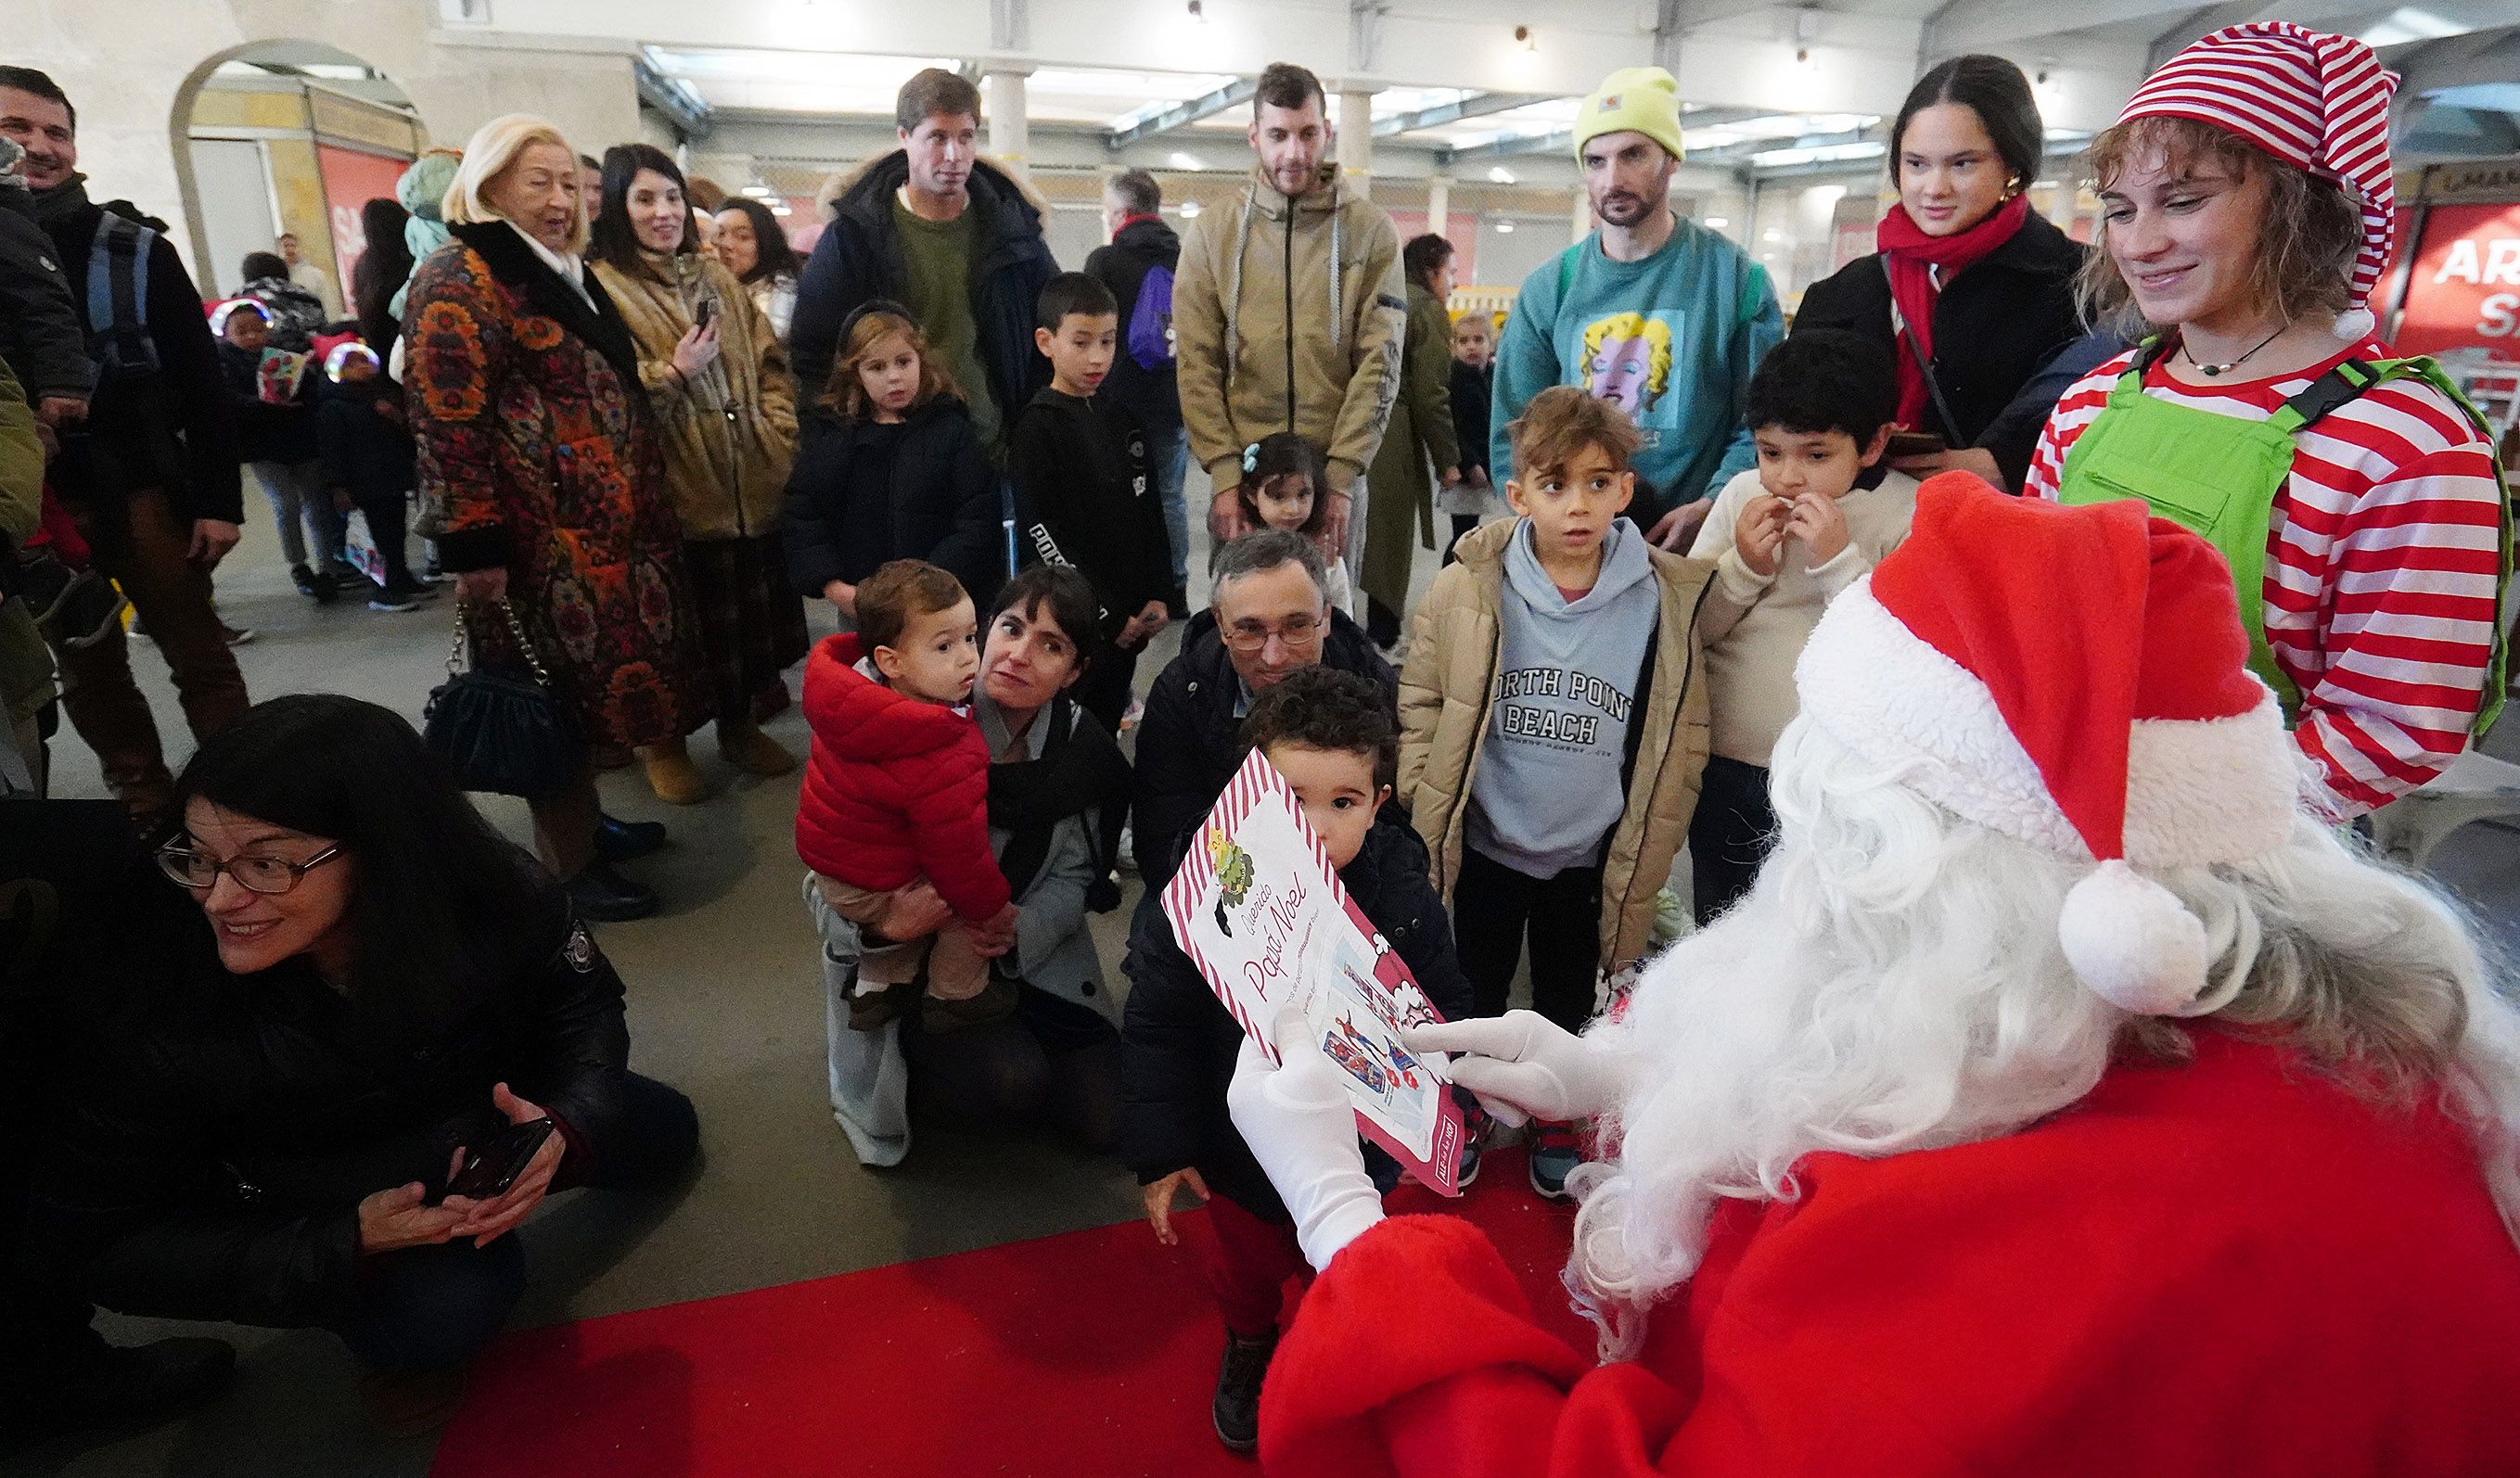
<box><xmin>431</xmin><ymin>1117</ymin><xmax>557</xmax><ymax>1204</ymax></box>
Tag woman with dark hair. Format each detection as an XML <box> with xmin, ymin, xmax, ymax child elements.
<box><xmin>1361</xmin><ymin>233</ymin><xmax>1465</xmax><ymax>646</ymax></box>
<box><xmin>2027</xmin><ymin>22</ymin><xmax>2507</xmax><ymax>822</ymax></box>
<box><xmin>1791</xmin><ymin>55</ymin><xmax>2084</xmax><ymax>491</ymax></box>
<box><xmin>28</xmin><ymin>694</ymin><xmax>697</xmax><ymax>1433</ymax></box>
<box><xmin>711</xmin><ymin>197</ymin><xmax>802</xmax><ymax>344</ymax></box>
<box><xmin>812</xmin><ymin>565</ymin><xmax>1131</xmax><ymax>1166</ymax></box>
<box><xmin>350</xmin><ymin>197</ymin><xmax>415</xmax><ymax>357</ymax></box>
<box><xmin>590</xmin><ymin>143</ymin><xmax>806</xmax><ymax>803</ymax></box>
<box><xmin>405</xmin><ymin>114</ymin><xmax>710</xmax><ymax>922</ymax></box>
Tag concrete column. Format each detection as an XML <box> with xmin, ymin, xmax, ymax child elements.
<box><xmin>1570</xmin><ymin>186</ymin><xmax>1593</xmax><ymax>245</ymax></box>
<box><xmin>1426</xmin><ymin>174</ymin><xmax>1452</xmax><ymax>239</ymax></box>
<box><xmin>986</xmin><ymin>68</ymin><xmax>1033</xmax><ymax>181</ymax></box>
<box><xmin>1337</xmin><ymin>88</ymin><xmax>1376</xmax><ymax>199</ymax></box>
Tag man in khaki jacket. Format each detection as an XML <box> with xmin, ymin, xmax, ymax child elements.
<box><xmin>1174</xmin><ymin>62</ymin><xmax>1405</xmax><ymax>583</ymax></box>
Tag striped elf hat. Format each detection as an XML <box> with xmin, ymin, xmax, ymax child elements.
<box><xmin>2117</xmin><ymin>20</ymin><xmax>2398</xmax><ymax>337</ymax></box>
<box><xmin>1796</xmin><ymin>475</ymin><xmax>2296</xmax><ymax>1016</ymax></box>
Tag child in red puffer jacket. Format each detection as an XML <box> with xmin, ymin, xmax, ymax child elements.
<box><xmin>798</xmin><ymin>559</ymin><xmax>1022</xmax><ymax>1034</ymax></box>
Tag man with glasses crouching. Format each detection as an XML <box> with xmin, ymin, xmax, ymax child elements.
<box><xmin>1132</xmin><ymin>530</ymin><xmax>1397</xmax><ymax>886</ymax></box>
<box><xmin>18</xmin><ymin>695</ymin><xmax>697</xmax><ymax>1442</ymax></box>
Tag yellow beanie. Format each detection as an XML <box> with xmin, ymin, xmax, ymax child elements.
<box><xmin>1572</xmin><ymin>67</ymin><xmax>1686</xmax><ymax>163</ymax></box>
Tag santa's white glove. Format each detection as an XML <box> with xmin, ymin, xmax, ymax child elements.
<box><xmin>1227</xmin><ymin>1013</ymin><xmax>1386</xmax><ymax>1272</ymax></box>
<box><xmin>1401</xmin><ymin>1011</ymin><xmax>1629</xmax><ymax>1128</ymax></box>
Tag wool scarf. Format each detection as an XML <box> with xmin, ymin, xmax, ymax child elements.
<box><xmin>1876</xmin><ymin>194</ymin><xmax>2030</xmax><ymax>433</ymax></box>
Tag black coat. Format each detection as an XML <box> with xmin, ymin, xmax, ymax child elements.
<box><xmin>787</xmin><ymin>155</ymin><xmax>1057</xmax><ymax>431</ymax></box>
<box><xmin>1008</xmin><ymin>387</ymin><xmax>1171</xmax><ymax>642</ymax></box>
<box><xmin>31</xmin><ymin>882</ymin><xmax>636</xmax><ymax>1329</ymax></box>
<box><xmin>1131</xmin><ymin>606</ymin><xmax>1397</xmax><ymax>886</ymax></box>
<box><xmin>1449</xmin><ymin>360</ymin><xmax>1493</xmax><ymax>485</ymax></box>
<box><xmin>1792</xmin><ymin>210</ymin><xmax>2085</xmax><ymax>489</ymax></box>
<box><xmin>217</xmin><ymin>339</ymin><xmax>317</xmax><ymax>465</ymax></box>
<box><xmin>314</xmin><ymin>376</ymin><xmax>416</xmax><ymax>503</ymax></box>
<box><xmin>780</xmin><ymin>396</ymin><xmax>1004</xmax><ymax>605</ymax></box>
<box><xmin>1119</xmin><ymin>809</ymin><xmax>1474</xmax><ymax>1220</ymax></box>
<box><xmin>1082</xmin><ymin>215</ymin><xmax>1182</xmax><ymax>430</ymax></box>
<box><xmin>0</xmin><ymin>184</ymin><xmax>94</xmax><ymax>404</ymax></box>
<box><xmin>31</xmin><ymin>183</ymin><xmax>242</xmax><ymax>528</ymax></box>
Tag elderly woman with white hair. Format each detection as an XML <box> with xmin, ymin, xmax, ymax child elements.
<box><xmin>403</xmin><ymin>115</ymin><xmax>709</xmax><ymax>922</ymax></box>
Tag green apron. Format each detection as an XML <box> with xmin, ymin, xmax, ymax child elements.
<box><xmin>2057</xmin><ymin>340</ymin><xmax>2512</xmax><ymax>736</ymax></box>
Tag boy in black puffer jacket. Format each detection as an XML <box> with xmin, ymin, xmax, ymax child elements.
<box><xmin>1009</xmin><ymin>274</ymin><xmax>1174</xmax><ymax>733</ymax></box>
<box><xmin>1119</xmin><ymin>666</ymin><xmax>1472</xmax><ymax>1456</ymax></box>
<box><xmin>313</xmin><ymin>343</ymin><xmax>430</xmax><ymax>611</ymax></box>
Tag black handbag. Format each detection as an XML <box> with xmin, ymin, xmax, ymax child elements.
<box><xmin>422</xmin><ymin>598</ymin><xmax>583</xmax><ymax>797</ymax></box>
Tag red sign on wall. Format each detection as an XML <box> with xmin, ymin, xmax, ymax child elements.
<box><xmin>315</xmin><ymin>144</ymin><xmax>415</xmax><ymax>287</ymax></box>
<box><xmin>2394</xmin><ymin>200</ymin><xmax>2520</xmax><ymax>360</ymax></box>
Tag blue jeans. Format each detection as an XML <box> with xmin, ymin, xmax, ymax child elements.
<box><xmin>1144</xmin><ymin>417</ymin><xmax>1190</xmax><ymax>595</ymax></box>
<box><xmin>249</xmin><ymin>459</ymin><xmax>344</xmax><ymax>570</ymax></box>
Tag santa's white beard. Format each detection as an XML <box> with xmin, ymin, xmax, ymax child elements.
<box><xmin>1566</xmin><ymin>718</ymin><xmax>2125</xmax><ymax>1357</ymax></box>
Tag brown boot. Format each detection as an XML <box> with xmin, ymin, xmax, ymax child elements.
<box><xmin>637</xmin><ymin>737</ymin><xmax>710</xmax><ymax>805</ymax></box>
<box><xmin>919</xmin><ymin>976</ymin><xmax>1019</xmax><ymax>1034</ymax></box>
<box><xmin>718</xmin><ymin>720</ymin><xmax>798</xmax><ymax>778</ymax></box>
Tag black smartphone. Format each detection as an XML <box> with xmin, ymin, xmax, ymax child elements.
<box><xmin>694</xmin><ymin>298</ymin><xmax>715</xmax><ymax>331</ymax></box>
<box><xmin>434</xmin><ymin>1117</ymin><xmax>556</xmax><ymax>1204</ymax></box>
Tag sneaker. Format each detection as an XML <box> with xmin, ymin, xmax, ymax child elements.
<box><xmin>1529</xmin><ymin>1120</ymin><xmax>1582</xmax><ymax>1202</ymax></box>
<box><xmin>848</xmin><ymin>978</ymin><xmax>915</xmax><ymax>1032</ymax></box>
<box><xmin>290</xmin><ymin>563</ymin><xmax>335</xmax><ymax>603</ymax></box>
<box><xmin>367</xmin><ymin>586</ymin><xmax>421</xmax><ymax>612</ymax></box>
<box><xmin>1116</xmin><ymin>824</ymin><xmax>1139</xmax><ymax>875</ymax></box>
<box><xmin>918</xmin><ymin>976</ymin><xmax>1018</xmax><ymax>1035</ymax></box>
<box><xmin>324</xmin><ymin>559</ymin><xmax>365</xmax><ymax>585</ymax></box>
<box><xmin>219</xmin><ymin>622</ymin><xmax>255</xmax><ymax>646</ymax></box>
<box><xmin>1211</xmin><ymin>1329</ymin><xmax>1277</xmax><ymax>1454</ymax></box>
<box><xmin>1454</xmin><ymin>1103</ymin><xmax>1492</xmax><ymax>1189</ymax></box>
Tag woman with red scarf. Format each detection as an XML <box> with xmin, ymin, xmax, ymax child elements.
<box><xmin>1792</xmin><ymin>56</ymin><xmax>2083</xmax><ymax>491</ymax></box>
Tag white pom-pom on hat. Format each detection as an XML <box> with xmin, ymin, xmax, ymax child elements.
<box><xmin>2058</xmin><ymin>860</ymin><xmax>2210</xmax><ymax>1015</ymax></box>
<box><xmin>2333</xmin><ymin>305</ymin><xmax>2376</xmax><ymax>340</ymax></box>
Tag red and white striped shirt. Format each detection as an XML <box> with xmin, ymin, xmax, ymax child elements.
<box><xmin>2025</xmin><ymin>341</ymin><xmax>2502</xmax><ymax>819</ymax></box>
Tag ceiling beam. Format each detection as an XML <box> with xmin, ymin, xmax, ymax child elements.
<box><xmin>1105</xmin><ymin>77</ymin><xmax>1258</xmax><ymax>150</ymax></box>
<box><xmin>1925</xmin><ymin>0</ymin><xmax>2208</xmax><ymax>51</ymax></box>
<box><xmin>633</xmin><ymin>56</ymin><xmax>713</xmax><ymax>141</ymax></box>
<box><xmin>1374</xmin><ymin>92</ymin><xmax>1551</xmax><ymax>138</ymax></box>
<box><xmin>1437</xmin><ymin>128</ymin><xmax>1572</xmax><ymax>167</ymax></box>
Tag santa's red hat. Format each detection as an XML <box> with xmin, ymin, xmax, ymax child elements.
<box><xmin>1796</xmin><ymin>474</ymin><xmax>2296</xmax><ymax>1015</ymax></box>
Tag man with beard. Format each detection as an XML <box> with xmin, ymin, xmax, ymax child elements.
<box><xmin>1490</xmin><ymin>68</ymin><xmax>1782</xmax><ymax>553</ymax></box>
<box><xmin>1174</xmin><ymin>62</ymin><xmax>1405</xmax><ymax>590</ymax></box>
<box><xmin>1223</xmin><ymin>477</ymin><xmax>2520</xmax><ymax>1474</ymax></box>
<box><xmin>787</xmin><ymin>68</ymin><xmax>1057</xmax><ymax>455</ymax></box>
<box><xmin>0</xmin><ymin>68</ymin><xmax>247</xmax><ymax>817</ymax></box>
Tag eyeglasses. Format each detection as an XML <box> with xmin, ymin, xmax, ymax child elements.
<box><xmin>156</xmin><ymin>844</ymin><xmax>343</xmax><ymax>896</ymax></box>
<box><xmin>1222</xmin><ymin>613</ymin><xmax>1324</xmax><ymax>654</ymax></box>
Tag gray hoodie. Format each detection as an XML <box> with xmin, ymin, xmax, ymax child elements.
<box><xmin>1465</xmin><ymin>517</ymin><xmax>1661</xmax><ymax>877</ymax></box>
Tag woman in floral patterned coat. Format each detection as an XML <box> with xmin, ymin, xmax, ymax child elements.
<box><xmin>405</xmin><ymin>115</ymin><xmax>709</xmax><ymax>923</ymax></box>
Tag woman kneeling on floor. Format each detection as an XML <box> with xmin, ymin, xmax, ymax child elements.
<box><xmin>27</xmin><ymin>695</ymin><xmax>699</xmax><ymax>1434</ymax></box>
<box><xmin>812</xmin><ymin>565</ymin><xmax>1132</xmax><ymax>1166</ymax></box>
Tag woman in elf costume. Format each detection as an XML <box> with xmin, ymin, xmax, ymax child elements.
<box><xmin>2024</xmin><ymin>21</ymin><xmax>2510</xmax><ymax>820</ymax></box>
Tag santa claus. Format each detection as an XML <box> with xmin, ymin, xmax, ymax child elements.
<box><xmin>1226</xmin><ymin>476</ymin><xmax>2520</xmax><ymax>1475</ymax></box>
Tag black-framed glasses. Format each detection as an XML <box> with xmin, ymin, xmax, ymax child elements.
<box><xmin>156</xmin><ymin>844</ymin><xmax>343</xmax><ymax>896</ymax></box>
<box><xmin>1222</xmin><ymin>613</ymin><xmax>1324</xmax><ymax>654</ymax></box>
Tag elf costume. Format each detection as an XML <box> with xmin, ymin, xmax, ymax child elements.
<box><xmin>2026</xmin><ymin>22</ymin><xmax>2512</xmax><ymax>820</ymax></box>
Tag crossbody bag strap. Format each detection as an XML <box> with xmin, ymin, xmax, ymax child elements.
<box><xmin>1879</xmin><ymin>257</ymin><xmax>1967</xmax><ymax>443</ymax></box>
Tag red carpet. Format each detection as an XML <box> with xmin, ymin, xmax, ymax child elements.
<box><xmin>430</xmin><ymin>1146</ymin><xmax>1589</xmax><ymax>1477</ymax></box>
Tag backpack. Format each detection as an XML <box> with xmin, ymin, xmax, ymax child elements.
<box><xmin>83</xmin><ymin>210</ymin><xmax>160</xmax><ymax>383</ymax></box>
<box><xmin>1126</xmin><ymin>263</ymin><xmax>1175</xmax><ymax>372</ymax></box>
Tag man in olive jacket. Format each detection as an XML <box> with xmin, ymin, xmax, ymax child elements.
<box><xmin>1173</xmin><ymin>63</ymin><xmax>1405</xmax><ymax>581</ymax></box>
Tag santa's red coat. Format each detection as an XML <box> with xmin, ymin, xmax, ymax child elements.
<box><xmin>1261</xmin><ymin>1029</ymin><xmax>2520</xmax><ymax>1475</ymax></box>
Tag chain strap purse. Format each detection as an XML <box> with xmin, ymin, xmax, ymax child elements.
<box><xmin>422</xmin><ymin>598</ymin><xmax>583</xmax><ymax>796</ymax></box>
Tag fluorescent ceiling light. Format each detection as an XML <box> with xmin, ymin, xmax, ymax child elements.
<box><xmin>2358</xmin><ymin>7</ymin><xmax>2469</xmax><ymax>45</ymax></box>
<box><xmin>1169</xmin><ymin>150</ymin><xmax>1205</xmax><ymax>172</ymax></box>
<box><xmin>1488</xmin><ymin>166</ymin><xmax>1516</xmax><ymax>184</ymax></box>
<box><xmin>741</xmin><ymin>183</ymin><xmax>772</xmax><ymax>196</ymax></box>
<box><xmin>1749</xmin><ymin>140</ymin><xmax>1886</xmax><ymax>168</ymax></box>
<box><xmin>1703</xmin><ymin>216</ymin><xmax>1729</xmax><ymax>228</ymax></box>
<box><xmin>1495</xmin><ymin>220</ymin><xmax>1516</xmax><ymax>234</ymax></box>
<box><xmin>1179</xmin><ymin>200</ymin><xmax>1202</xmax><ymax>218</ymax></box>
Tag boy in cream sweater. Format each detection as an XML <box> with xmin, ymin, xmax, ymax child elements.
<box><xmin>1686</xmin><ymin>329</ymin><xmax>1918</xmax><ymax>922</ymax></box>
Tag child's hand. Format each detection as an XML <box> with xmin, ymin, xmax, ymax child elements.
<box><xmin>1142</xmin><ymin>1166</ymin><xmax>1209</xmax><ymax>1246</ymax></box>
<box><xmin>1786</xmin><ymin>493</ymin><xmax>1851</xmax><ymax>567</ymax></box>
<box><xmin>824</xmin><ymin>580</ymin><xmax>856</xmax><ymax>616</ymax></box>
<box><xmin>971</xmin><ymin>901</ymin><xmax>1023</xmax><ymax>959</ymax></box>
<box><xmin>1733</xmin><ymin>493</ymin><xmax>1789</xmax><ymax>577</ymax></box>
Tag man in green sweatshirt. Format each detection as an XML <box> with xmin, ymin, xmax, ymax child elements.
<box><xmin>1490</xmin><ymin>67</ymin><xmax>1784</xmax><ymax>550</ymax></box>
